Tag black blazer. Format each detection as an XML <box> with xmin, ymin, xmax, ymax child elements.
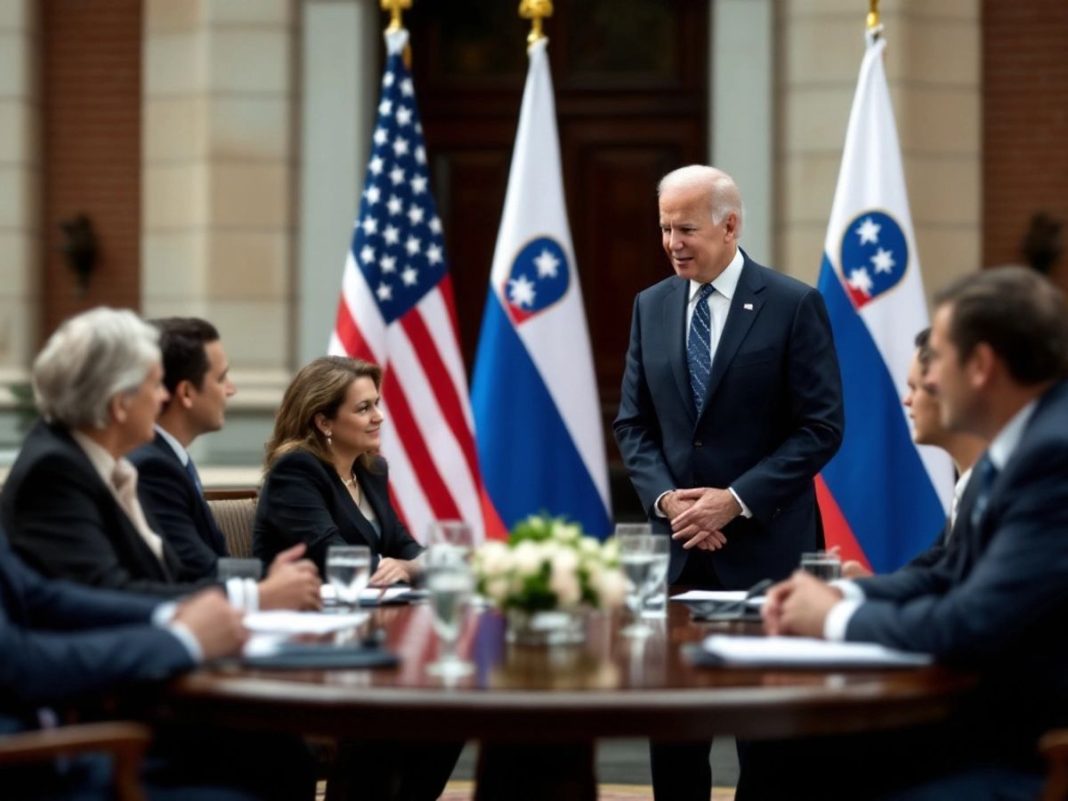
<box><xmin>850</xmin><ymin>380</ymin><xmax>1068</xmax><ymax>747</ymax></box>
<box><xmin>253</xmin><ymin>450</ymin><xmax>423</xmax><ymax>573</ymax></box>
<box><xmin>614</xmin><ymin>253</ymin><xmax>845</xmax><ymax>588</ymax></box>
<box><xmin>0</xmin><ymin>420</ymin><xmax>210</xmax><ymax>598</ymax></box>
<box><xmin>129</xmin><ymin>432</ymin><xmax>229</xmax><ymax>581</ymax></box>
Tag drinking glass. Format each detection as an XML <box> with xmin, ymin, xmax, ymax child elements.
<box><xmin>425</xmin><ymin>544</ymin><xmax>475</xmax><ymax>678</ymax></box>
<box><xmin>619</xmin><ymin>534</ymin><xmax>666</xmax><ymax>637</ymax></box>
<box><xmin>326</xmin><ymin>545</ymin><xmax>372</xmax><ymax>608</ymax></box>
<box><xmin>427</xmin><ymin>520</ymin><xmax>474</xmax><ymax>558</ymax></box>
<box><xmin>800</xmin><ymin>550</ymin><xmax>842</xmax><ymax>581</ymax></box>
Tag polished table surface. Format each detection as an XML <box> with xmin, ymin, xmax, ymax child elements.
<box><xmin>165</xmin><ymin>601</ymin><xmax>976</xmax><ymax>744</ymax></box>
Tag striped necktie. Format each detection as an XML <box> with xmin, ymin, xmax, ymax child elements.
<box><xmin>688</xmin><ymin>283</ymin><xmax>715</xmax><ymax>414</ymax></box>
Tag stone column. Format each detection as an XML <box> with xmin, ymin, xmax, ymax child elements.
<box><xmin>777</xmin><ymin>0</ymin><xmax>981</xmax><ymax>296</ymax></box>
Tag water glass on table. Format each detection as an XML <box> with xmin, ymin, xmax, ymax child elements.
<box><xmin>800</xmin><ymin>550</ymin><xmax>842</xmax><ymax>581</ymax></box>
<box><xmin>619</xmin><ymin>533</ymin><xmax>668</xmax><ymax>637</ymax></box>
<box><xmin>614</xmin><ymin>523</ymin><xmax>669</xmax><ymax>619</ymax></box>
<box><xmin>326</xmin><ymin>545</ymin><xmax>372</xmax><ymax>609</ymax></box>
<box><xmin>427</xmin><ymin>520</ymin><xmax>474</xmax><ymax>559</ymax></box>
<box><xmin>425</xmin><ymin>544</ymin><xmax>475</xmax><ymax>678</ymax></box>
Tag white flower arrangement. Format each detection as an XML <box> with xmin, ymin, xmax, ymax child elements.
<box><xmin>473</xmin><ymin>514</ymin><xmax>626</xmax><ymax>613</ymax></box>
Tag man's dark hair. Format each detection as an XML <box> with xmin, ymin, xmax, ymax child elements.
<box><xmin>914</xmin><ymin>327</ymin><xmax>932</xmax><ymax>371</ymax></box>
<box><xmin>934</xmin><ymin>266</ymin><xmax>1068</xmax><ymax>385</ymax></box>
<box><xmin>150</xmin><ymin>317</ymin><xmax>220</xmax><ymax>396</ymax></box>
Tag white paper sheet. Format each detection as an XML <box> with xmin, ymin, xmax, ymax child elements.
<box><xmin>671</xmin><ymin>590</ymin><xmax>765</xmax><ymax>607</ymax></box>
<box><xmin>701</xmin><ymin>635</ymin><xmax>932</xmax><ymax>668</ymax></box>
<box><xmin>320</xmin><ymin>585</ymin><xmax>419</xmax><ymax>603</ymax></box>
<box><xmin>243</xmin><ymin>610</ymin><xmax>369</xmax><ymax>635</ymax></box>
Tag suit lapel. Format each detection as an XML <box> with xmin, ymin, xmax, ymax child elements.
<box><xmin>342</xmin><ymin>463</ymin><xmax>381</xmax><ymax>548</ymax></box>
<box><xmin>153</xmin><ymin>434</ymin><xmax>228</xmax><ymax>556</ymax></box>
<box><xmin>663</xmin><ymin>279</ymin><xmax>696</xmax><ymax>424</ymax></box>
<box><xmin>702</xmin><ymin>259</ymin><xmax>766</xmax><ymax>412</ymax></box>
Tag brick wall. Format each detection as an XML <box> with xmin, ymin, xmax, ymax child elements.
<box><xmin>40</xmin><ymin>0</ymin><xmax>142</xmax><ymax>341</ymax></box>
<box><xmin>983</xmin><ymin>0</ymin><xmax>1068</xmax><ymax>289</ymax></box>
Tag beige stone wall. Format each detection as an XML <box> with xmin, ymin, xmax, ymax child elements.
<box><xmin>0</xmin><ymin>0</ymin><xmax>37</xmax><ymax>393</ymax></box>
<box><xmin>776</xmin><ymin>0</ymin><xmax>981</xmax><ymax>301</ymax></box>
<box><xmin>142</xmin><ymin>0</ymin><xmax>298</xmax><ymax>408</ymax></box>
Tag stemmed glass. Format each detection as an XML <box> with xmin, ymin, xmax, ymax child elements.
<box><xmin>618</xmin><ymin>534</ymin><xmax>668</xmax><ymax>638</ymax></box>
<box><xmin>425</xmin><ymin>541</ymin><xmax>475</xmax><ymax>679</ymax></box>
<box><xmin>325</xmin><ymin>545</ymin><xmax>371</xmax><ymax>610</ymax></box>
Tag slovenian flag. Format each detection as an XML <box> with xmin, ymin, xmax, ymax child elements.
<box><xmin>815</xmin><ymin>28</ymin><xmax>954</xmax><ymax>572</ymax></box>
<box><xmin>470</xmin><ymin>37</ymin><xmax>612</xmax><ymax>538</ymax></box>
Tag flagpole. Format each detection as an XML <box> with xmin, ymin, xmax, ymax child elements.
<box><xmin>519</xmin><ymin>0</ymin><xmax>552</xmax><ymax>46</ymax></box>
<box><xmin>866</xmin><ymin>0</ymin><xmax>879</xmax><ymax>30</ymax></box>
<box><xmin>380</xmin><ymin>0</ymin><xmax>412</xmax><ymax>68</ymax></box>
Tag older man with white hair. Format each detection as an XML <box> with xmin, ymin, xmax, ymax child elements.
<box><xmin>0</xmin><ymin>307</ymin><xmax>319</xmax><ymax>611</ymax></box>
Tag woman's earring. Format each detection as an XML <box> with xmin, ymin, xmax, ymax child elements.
<box><xmin>325</xmin><ymin>432</ymin><xmax>332</xmax><ymax>447</ymax></box>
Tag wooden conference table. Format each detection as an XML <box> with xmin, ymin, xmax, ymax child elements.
<box><xmin>163</xmin><ymin>600</ymin><xmax>976</xmax><ymax>800</ymax></box>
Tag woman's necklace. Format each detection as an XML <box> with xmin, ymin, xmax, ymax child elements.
<box><xmin>340</xmin><ymin>471</ymin><xmax>361</xmax><ymax>502</ymax></box>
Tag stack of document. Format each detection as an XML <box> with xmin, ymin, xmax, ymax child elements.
<box><xmin>699</xmin><ymin>635</ymin><xmax>932</xmax><ymax>668</ymax></box>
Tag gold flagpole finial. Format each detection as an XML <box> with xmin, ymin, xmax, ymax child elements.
<box><xmin>519</xmin><ymin>0</ymin><xmax>553</xmax><ymax>46</ymax></box>
<box><xmin>381</xmin><ymin>0</ymin><xmax>412</xmax><ymax>33</ymax></box>
<box><xmin>866</xmin><ymin>0</ymin><xmax>880</xmax><ymax>31</ymax></box>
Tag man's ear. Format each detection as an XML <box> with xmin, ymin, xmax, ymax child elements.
<box><xmin>175</xmin><ymin>379</ymin><xmax>196</xmax><ymax>409</ymax></box>
<box><xmin>723</xmin><ymin>212</ymin><xmax>739</xmax><ymax>240</ymax></box>
<box><xmin>968</xmin><ymin>342</ymin><xmax>997</xmax><ymax>389</ymax></box>
<box><xmin>109</xmin><ymin>393</ymin><xmax>128</xmax><ymax>424</ymax></box>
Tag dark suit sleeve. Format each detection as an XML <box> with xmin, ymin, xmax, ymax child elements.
<box><xmin>0</xmin><ymin>542</ymin><xmax>193</xmax><ymax>706</ymax></box>
<box><xmin>614</xmin><ymin>295</ymin><xmax>677</xmax><ymax>517</ymax></box>
<box><xmin>136</xmin><ymin>455</ymin><xmax>218</xmax><ymax>580</ymax></box>
<box><xmin>255</xmin><ymin>455</ymin><xmax>350</xmax><ymax>570</ymax></box>
<box><xmin>730</xmin><ymin>289</ymin><xmax>844</xmax><ymax>521</ymax></box>
<box><xmin>846</xmin><ymin>442</ymin><xmax>1068</xmax><ymax>661</ymax></box>
<box><xmin>7</xmin><ymin>453</ymin><xmax>193</xmax><ymax>598</ymax></box>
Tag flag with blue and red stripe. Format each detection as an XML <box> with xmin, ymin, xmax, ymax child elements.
<box><xmin>816</xmin><ymin>28</ymin><xmax>954</xmax><ymax>572</ymax></box>
<box><xmin>470</xmin><ymin>37</ymin><xmax>612</xmax><ymax>538</ymax></box>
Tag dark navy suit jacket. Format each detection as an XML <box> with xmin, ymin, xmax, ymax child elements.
<box><xmin>848</xmin><ymin>379</ymin><xmax>1068</xmax><ymax>750</ymax></box>
<box><xmin>129</xmin><ymin>432</ymin><xmax>229</xmax><ymax>581</ymax></box>
<box><xmin>0</xmin><ymin>532</ymin><xmax>190</xmax><ymax>732</ymax></box>
<box><xmin>1</xmin><ymin>421</ymin><xmax>209</xmax><ymax>598</ymax></box>
<box><xmin>253</xmin><ymin>450</ymin><xmax>423</xmax><ymax>573</ymax></box>
<box><xmin>614</xmin><ymin>253</ymin><xmax>844</xmax><ymax>588</ymax></box>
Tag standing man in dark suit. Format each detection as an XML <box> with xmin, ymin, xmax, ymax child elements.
<box><xmin>127</xmin><ymin>317</ymin><xmax>320</xmax><ymax>611</ymax></box>
<box><xmin>761</xmin><ymin>266</ymin><xmax>1068</xmax><ymax>800</ymax></box>
<box><xmin>614</xmin><ymin>165</ymin><xmax>844</xmax><ymax>800</ymax></box>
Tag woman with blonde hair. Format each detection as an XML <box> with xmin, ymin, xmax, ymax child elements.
<box><xmin>254</xmin><ymin>356</ymin><xmax>422</xmax><ymax>584</ymax></box>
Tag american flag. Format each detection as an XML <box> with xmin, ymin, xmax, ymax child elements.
<box><xmin>329</xmin><ymin>28</ymin><xmax>502</xmax><ymax>543</ymax></box>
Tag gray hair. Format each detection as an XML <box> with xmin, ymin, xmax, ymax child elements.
<box><xmin>658</xmin><ymin>165</ymin><xmax>745</xmax><ymax>239</ymax></box>
<box><xmin>33</xmin><ymin>307</ymin><xmax>161</xmax><ymax>429</ymax></box>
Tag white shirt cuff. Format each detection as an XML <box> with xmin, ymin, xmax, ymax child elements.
<box><xmin>727</xmin><ymin>487</ymin><xmax>752</xmax><ymax>519</ymax></box>
<box><xmin>654</xmin><ymin>490</ymin><xmax>672</xmax><ymax>518</ymax></box>
<box><xmin>166</xmin><ymin>622</ymin><xmax>204</xmax><ymax>663</ymax></box>
<box><xmin>823</xmin><ymin>599</ymin><xmax>862</xmax><ymax>641</ymax></box>
<box><xmin>831</xmin><ymin>579</ymin><xmax>866</xmax><ymax>602</ymax></box>
<box><xmin>224</xmin><ymin>577</ymin><xmax>260</xmax><ymax>612</ymax></box>
<box><xmin>152</xmin><ymin>601</ymin><xmax>178</xmax><ymax>627</ymax></box>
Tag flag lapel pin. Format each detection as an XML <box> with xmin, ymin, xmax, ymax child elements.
<box><xmin>743</xmin><ymin>302</ymin><xmax>754</xmax><ymax>311</ymax></box>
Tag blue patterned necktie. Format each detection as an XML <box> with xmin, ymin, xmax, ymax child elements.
<box><xmin>185</xmin><ymin>458</ymin><xmax>205</xmax><ymax>497</ymax></box>
<box><xmin>969</xmin><ymin>453</ymin><xmax>998</xmax><ymax>529</ymax></box>
<box><xmin>688</xmin><ymin>283</ymin><xmax>715</xmax><ymax>414</ymax></box>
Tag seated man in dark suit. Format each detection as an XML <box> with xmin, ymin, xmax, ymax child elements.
<box><xmin>756</xmin><ymin>266</ymin><xmax>1068</xmax><ymax>800</ymax></box>
<box><xmin>843</xmin><ymin>327</ymin><xmax>987</xmax><ymax>577</ymax></box>
<box><xmin>128</xmin><ymin>317</ymin><xmax>320</xmax><ymax>610</ymax></box>
<box><xmin>0</xmin><ymin>308</ymin><xmax>318</xmax><ymax>612</ymax></box>
<box><xmin>0</xmin><ymin>532</ymin><xmax>315</xmax><ymax>801</ymax></box>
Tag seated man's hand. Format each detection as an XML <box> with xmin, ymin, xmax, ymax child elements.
<box><xmin>762</xmin><ymin>570</ymin><xmax>843</xmax><ymax>638</ymax></box>
<box><xmin>670</xmin><ymin>488</ymin><xmax>737</xmax><ymax>550</ymax></box>
<box><xmin>260</xmin><ymin>543</ymin><xmax>322</xmax><ymax>610</ymax></box>
<box><xmin>841</xmin><ymin>560</ymin><xmax>872</xmax><ymax>579</ymax></box>
<box><xmin>369</xmin><ymin>557</ymin><xmax>417</xmax><ymax>587</ymax></box>
<box><xmin>174</xmin><ymin>589</ymin><xmax>248</xmax><ymax>660</ymax></box>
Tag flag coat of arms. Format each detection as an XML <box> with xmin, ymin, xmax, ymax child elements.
<box><xmin>330</xmin><ymin>28</ymin><xmax>502</xmax><ymax>543</ymax></box>
<box><xmin>470</xmin><ymin>38</ymin><xmax>612</xmax><ymax>537</ymax></box>
<box><xmin>816</xmin><ymin>30</ymin><xmax>954</xmax><ymax>572</ymax></box>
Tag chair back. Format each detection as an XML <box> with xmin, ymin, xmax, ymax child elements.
<box><xmin>1043</xmin><ymin>730</ymin><xmax>1068</xmax><ymax>801</ymax></box>
<box><xmin>206</xmin><ymin>489</ymin><xmax>258</xmax><ymax>559</ymax></box>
